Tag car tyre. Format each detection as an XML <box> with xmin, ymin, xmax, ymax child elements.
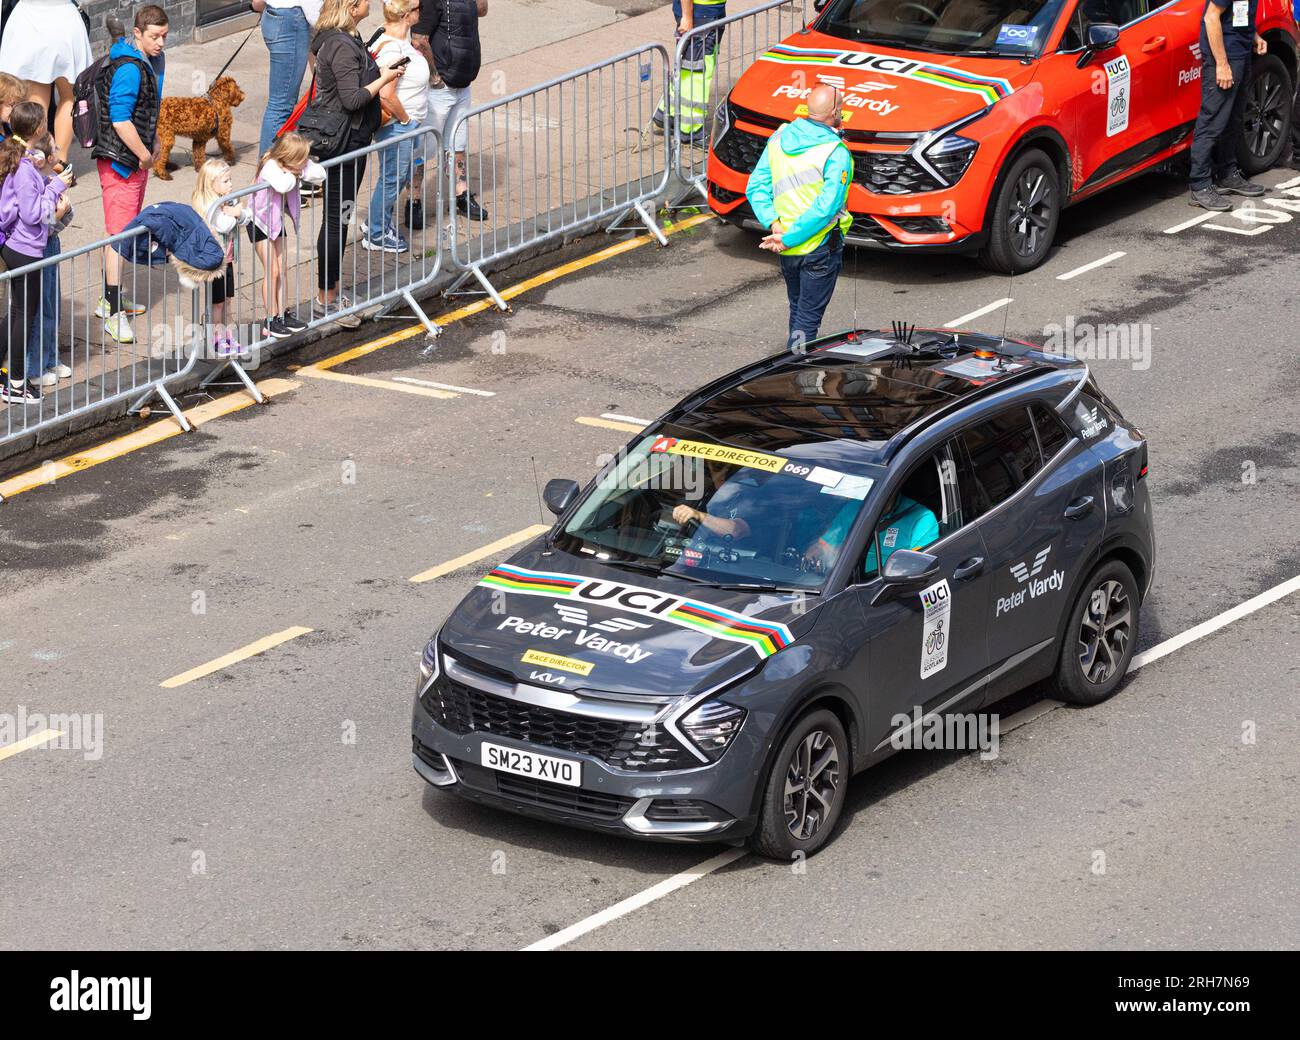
<box><xmin>1050</xmin><ymin>559</ymin><xmax>1139</xmax><ymax>707</ymax></box>
<box><xmin>978</xmin><ymin>147</ymin><xmax>1060</xmax><ymax>274</ymax></box>
<box><xmin>750</xmin><ymin>708</ymin><xmax>849</xmax><ymax>861</ymax></box>
<box><xmin>1237</xmin><ymin>53</ymin><xmax>1292</xmax><ymax>175</ymax></box>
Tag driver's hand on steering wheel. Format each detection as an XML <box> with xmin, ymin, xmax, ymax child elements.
<box><xmin>673</xmin><ymin>505</ymin><xmax>702</xmax><ymax>527</ymax></box>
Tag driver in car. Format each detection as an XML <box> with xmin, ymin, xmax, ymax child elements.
<box><xmin>671</xmin><ymin>464</ymin><xmax>753</xmax><ymax>539</ymax></box>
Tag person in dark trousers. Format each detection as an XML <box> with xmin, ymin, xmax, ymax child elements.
<box><xmin>746</xmin><ymin>85</ymin><xmax>853</xmax><ymax>353</ymax></box>
<box><xmin>412</xmin><ymin>0</ymin><xmax>488</xmax><ymax>221</ymax></box>
<box><xmin>309</xmin><ymin>0</ymin><xmax>405</xmax><ymax>329</ymax></box>
<box><xmin>1189</xmin><ymin>0</ymin><xmax>1268</xmax><ymax>210</ymax></box>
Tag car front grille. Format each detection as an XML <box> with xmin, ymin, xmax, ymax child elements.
<box><xmin>713</xmin><ymin>126</ymin><xmax>768</xmax><ymax>175</ymax></box>
<box><xmin>853</xmin><ymin>151</ymin><xmax>945</xmax><ymax>195</ymax></box>
<box><xmin>422</xmin><ymin>675</ymin><xmax>696</xmax><ymax>771</ymax></box>
<box><xmin>451</xmin><ymin>759</ymin><xmax>637</xmax><ymax>822</ymax></box>
<box><xmin>708</xmin><ymin>180</ymin><xmax>744</xmax><ymax>205</ymax></box>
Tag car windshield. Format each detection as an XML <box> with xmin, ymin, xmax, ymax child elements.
<box><xmin>553</xmin><ymin>433</ymin><xmax>881</xmax><ymax>590</ymax></box>
<box><xmin>816</xmin><ymin>0</ymin><xmax>1072</xmax><ymax>59</ymax></box>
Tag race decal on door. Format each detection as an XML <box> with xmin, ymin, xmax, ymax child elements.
<box><xmin>919</xmin><ymin>579</ymin><xmax>951</xmax><ymax>680</ymax></box>
<box><xmin>1105</xmin><ymin>54</ymin><xmax>1131</xmax><ymax>137</ymax></box>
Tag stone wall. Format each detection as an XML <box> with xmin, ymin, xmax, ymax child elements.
<box><xmin>79</xmin><ymin>0</ymin><xmax>201</xmax><ymax>52</ymax></box>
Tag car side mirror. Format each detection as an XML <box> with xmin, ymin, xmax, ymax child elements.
<box><xmin>543</xmin><ymin>478</ymin><xmax>580</xmax><ymax>517</ymax></box>
<box><xmin>871</xmin><ymin>549</ymin><xmax>942</xmax><ymax>605</ymax></box>
<box><xmin>1076</xmin><ymin>23</ymin><xmax>1120</xmax><ymax>68</ymax></box>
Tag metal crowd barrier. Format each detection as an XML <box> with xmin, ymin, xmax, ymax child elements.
<box><xmin>1</xmin><ymin>224</ymin><xmax>204</xmax><ymax>465</ymax></box>
<box><xmin>444</xmin><ymin>44</ymin><xmax>673</xmax><ymax>311</ymax></box>
<box><xmin>200</xmin><ymin>124</ymin><xmax>446</xmax><ymax>397</ymax></box>
<box><xmin>667</xmin><ymin>0</ymin><xmax>812</xmax><ymax>209</ymax></box>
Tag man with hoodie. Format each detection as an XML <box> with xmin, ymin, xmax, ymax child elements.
<box><xmin>92</xmin><ymin>6</ymin><xmax>168</xmax><ymax>345</ymax></box>
<box><xmin>746</xmin><ymin>84</ymin><xmax>852</xmax><ymax>353</ymax></box>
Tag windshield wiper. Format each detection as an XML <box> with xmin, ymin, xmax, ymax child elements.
<box><xmin>691</xmin><ymin>580</ymin><xmax>822</xmax><ymax>595</ymax></box>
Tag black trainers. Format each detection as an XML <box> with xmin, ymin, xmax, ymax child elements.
<box><xmin>1215</xmin><ymin>170</ymin><xmax>1266</xmax><ymax>197</ymax></box>
<box><xmin>1189</xmin><ymin>186</ymin><xmax>1232</xmax><ymax>211</ymax></box>
<box><xmin>281</xmin><ymin>311</ymin><xmax>308</xmax><ymax>334</ymax></box>
<box><xmin>404</xmin><ymin>197</ymin><xmax>425</xmax><ymax>231</ymax></box>
<box><xmin>456</xmin><ymin>191</ymin><xmax>488</xmax><ymax>221</ymax></box>
<box><xmin>1</xmin><ymin>378</ymin><xmax>41</xmax><ymax>404</ymax></box>
<box><xmin>263</xmin><ymin>316</ymin><xmax>292</xmax><ymax>340</ymax></box>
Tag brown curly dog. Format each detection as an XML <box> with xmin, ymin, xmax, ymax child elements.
<box><xmin>153</xmin><ymin>76</ymin><xmax>246</xmax><ymax>180</ymax></box>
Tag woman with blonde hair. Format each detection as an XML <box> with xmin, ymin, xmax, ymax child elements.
<box><xmin>0</xmin><ymin>72</ymin><xmax>27</xmax><ymax>133</ymax></box>
<box><xmin>246</xmin><ymin>132</ymin><xmax>326</xmax><ymax>340</ymax></box>
<box><xmin>364</xmin><ymin>0</ymin><xmax>430</xmax><ymax>254</ymax></box>
<box><xmin>307</xmin><ymin>0</ymin><xmax>404</xmax><ymax>327</ymax></box>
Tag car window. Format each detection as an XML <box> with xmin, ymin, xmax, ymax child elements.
<box><xmin>1062</xmin><ymin>0</ymin><xmax>1151</xmax><ymax>49</ymax></box>
<box><xmin>960</xmin><ymin>407</ymin><xmax>1042</xmax><ymax>518</ymax></box>
<box><xmin>1031</xmin><ymin>403</ymin><xmax>1071</xmax><ymax>461</ymax></box>
<box><xmin>861</xmin><ymin>441</ymin><xmax>959</xmax><ymax>579</ymax></box>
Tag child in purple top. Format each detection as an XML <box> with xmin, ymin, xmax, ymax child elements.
<box><xmin>0</xmin><ymin>103</ymin><xmax>71</xmax><ymax>404</ymax></box>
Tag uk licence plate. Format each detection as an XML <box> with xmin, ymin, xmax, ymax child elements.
<box><xmin>481</xmin><ymin>741</ymin><xmax>582</xmax><ymax>787</ymax></box>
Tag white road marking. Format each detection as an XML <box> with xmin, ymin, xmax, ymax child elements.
<box><xmin>600</xmin><ymin>412</ymin><xmax>651</xmax><ymax>426</ymax></box>
<box><xmin>523</xmin><ymin>847</ymin><xmax>748</xmax><ymax>951</ymax></box>
<box><xmin>1163</xmin><ymin>211</ymin><xmax>1216</xmax><ymax>234</ymax></box>
<box><xmin>1056</xmin><ymin>251</ymin><xmax>1125</xmax><ymax>281</ymax></box>
<box><xmin>944</xmin><ymin>298</ymin><xmax>1012</xmax><ymax>328</ymax></box>
<box><xmin>1274</xmin><ymin>174</ymin><xmax>1300</xmax><ymax>190</ymax></box>
<box><xmin>526</xmin><ymin>574</ymin><xmax>1300</xmax><ymax>950</ymax></box>
<box><xmin>1128</xmin><ymin>573</ymin><xmax>1300</xmax><ymax>673</ymax></box>
<box><xmin>390</xmin><ymin>376</ymin><xmax>495</xmax><ymax>397</ymax></box>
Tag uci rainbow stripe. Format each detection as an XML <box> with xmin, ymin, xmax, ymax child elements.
<box><xmin>758</xmin><ymin>43</ymin><xmax>1012</xmax><ymax>105</ymax></box>
<box><xmin>479</xmin><ymin>564</ymin><xmax>793</xmax><ymax>658</ymax></box>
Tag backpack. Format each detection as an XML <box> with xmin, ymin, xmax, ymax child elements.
<box><xmin>72</xmin><ymin>54</ymin><xmax>114</xmax><ymax>149</ymax></box>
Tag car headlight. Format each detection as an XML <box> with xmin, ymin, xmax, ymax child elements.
<box><xmin>712</xmin><ymin>98</ymin><xmax>732</xmax><ymax>147</ymax></box>
<box><xmin>418</xmin><ymin>635</ymin><xmax>441</xmax><ymax>688</ymax></box>
<box><xmin>680</xmin><ymin>700</ymin><xmax>747</xmax><ymax>761</ymax></box>
<box><xmin>922</xmin><ymin>133</ymin><xmax>978</xmax><ymax>185</ymax></box>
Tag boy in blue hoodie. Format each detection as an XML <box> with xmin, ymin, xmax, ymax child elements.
<box><xmin>92</xmin><ymin>6</ymin><xmax>168</xmax><ymax>345</ymax></box>
<box><xmin>746</xmin><ymin>85</ymin><xmax>853</xmax><ymax>353</ymax></box>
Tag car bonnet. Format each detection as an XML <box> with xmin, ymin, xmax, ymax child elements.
<box><xmin>730</xmin><ymin>28</ymin><xmax>1040</xmax><ymax>134</ymax></box>
<box><xmin>438</xmin><ymin>543</ymin><xmax>823</xmax><ymax>698</ymax></box>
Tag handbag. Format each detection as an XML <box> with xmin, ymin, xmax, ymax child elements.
<box><xmin>295</xmin><ymin>103</ymin><xmax>351</xmax><ymax>160</ymax></box>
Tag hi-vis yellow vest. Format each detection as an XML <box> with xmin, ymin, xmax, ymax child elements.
<box><xmin>769</xmin><ymin>127</ymin><xmax>853</xmax><ymax>256</ymax></box>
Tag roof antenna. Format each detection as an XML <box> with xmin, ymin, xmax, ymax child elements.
<box><xmin>892</xmin><ymin>320</ymin><xmax>915</xmax><ymax>347</ymax></box>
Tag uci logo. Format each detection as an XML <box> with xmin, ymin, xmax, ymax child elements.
<box><xmin>920</xmin><ymin>585</ymin><xmax>948</xmax><ymax>609</ymax></box>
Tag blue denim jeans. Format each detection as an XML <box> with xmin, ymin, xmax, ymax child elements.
<box><xmin>367</xmin><ymin>120</ymin><xmax>419</xmax><ymax>238</ymax></box>
<box><xmin>259</xmin><ymin>6</ymin><xmax>311</xmax><ymax>156</ymax></box>
<box><xmin>779</xmin><ymin>230</ymin><xmax>844</xmax><ymax>352</ymax></box>
<box><xmin>25</xmin><ymin>234</ymin><xmax>59</xmax><ymax>377</ymax></box>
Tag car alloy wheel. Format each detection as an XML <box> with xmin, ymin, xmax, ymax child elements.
<box><xmin>783</xmin><ymin>729</ymin><xmax>840</xmax><ymax>841</ymax></box>
<box><xmin>1244</xmin><ymin>66</ymin><xmax>1286</xmax><ymax>162</ymax></box>
<box><xmin>1008</xmin><ymin>166</ymin><xmax>1054</xmax><ymax>260</ymax></box>
<box><xmin>1077</xmin><ymin>578</ymin><xmax>1132</xmax><ymax>686</ymax></box>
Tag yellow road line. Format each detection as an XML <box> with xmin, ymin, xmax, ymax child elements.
<box><xmin>160</xmin><ymin>625</ymin><xmax>314</xmax><ymax>689</ymax></box>
<box><xmin>410</xmin><ymin>523</ymin><xmax>551</xmax><ymax>583</ymax></box>
<box><xmin>309</xmin><ymin>212</ymin><xmax>717</xmax><ymax>374</ymax></box>
<box><xmin>575</xmin><ymin>416</ymin><xmax>644</xmax><ymax>433</ymax></box>
<box><xmin>296</xmin><ymin>367</ymin><xmax>457</xmax><ymax>398</ymax></box>
<box><xmin>0</xmin><ymin>729</ymin><xmax>64</xmax><ymax>764</ymax></box>
<box><xmin>0</xmin><ymin>378</ymin><xmax>301</xmax><ymax>501</ymax></box>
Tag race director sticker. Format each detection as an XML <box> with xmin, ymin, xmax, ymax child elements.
<box><xmin>919</xmin><ymin>579</ymin><xmax>951</xmax><ymax>680</ymax></box>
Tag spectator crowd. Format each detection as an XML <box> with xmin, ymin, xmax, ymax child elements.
<box><xmin>0</xmin><ymin>0</ymin><xmax>489</xmax><ymax>406</ymax></box>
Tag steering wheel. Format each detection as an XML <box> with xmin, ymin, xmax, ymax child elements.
<box><xmin>897</xmin><ymin>2</ymin><xmax>940</xmax><ymax>24</ymax></box>
<box><xmin>657</xmin><ymin>505</ymin><xmax>699</xmax><ymax>537</ymax></box>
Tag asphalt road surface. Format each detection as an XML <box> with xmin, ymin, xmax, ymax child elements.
<box><xmin>1</xmin><ymin>165</ymin><xmax>1298</xmax><ymax>950</ymax></box>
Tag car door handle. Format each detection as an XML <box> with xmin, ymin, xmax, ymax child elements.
<box><xmin>1141</xmin><ymin>35</ymin><xmax>1167</xmax><ymax>52</ymax></box>
<box><xmin>1064</xmin><ymin>496</ymin><xmax>1095</xmax><ymax>520</ymax></box>
<box><xmin>953</xmin><ymin>556</ymin><xmax>984</xmax><ymax>581</ymax></box>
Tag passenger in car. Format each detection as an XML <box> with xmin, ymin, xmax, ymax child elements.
<box><xmin>862</xmin><ymin>494</ymin><xmax>941</xmax><ymax>576</ymax></box>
